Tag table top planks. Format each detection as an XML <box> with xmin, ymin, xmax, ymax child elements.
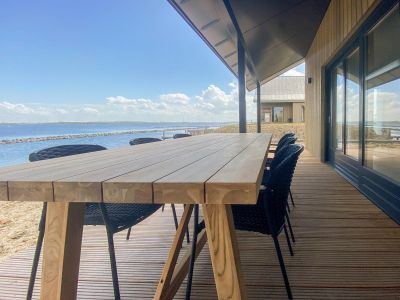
<box><xmin>0</xmin><ymin>133</ymin><xmax>271</xmax><ymax>204</ymax></box>
<box><xmin>206</xmin><ymin>134</ymin><xmax>272</xmax><ymax>204</ymax></box>
<box><xmin>153</xmin><ymin>134</ymin><xmax>261</xmax><ymax>204</ymax></box>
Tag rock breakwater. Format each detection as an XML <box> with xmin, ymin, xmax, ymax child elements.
<box><xmin>0</xmin><ymin>127</ymin><xmax>197</xmax><ymax>145</ymax></box>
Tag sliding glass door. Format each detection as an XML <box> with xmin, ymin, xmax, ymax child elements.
<box><xmin>328</xmin><ymin>3</ymin><xmax>400</xmax><ymax>222</ymax></box>
<box><xmin>364</xmin><ymin>6</ymin><xmax>400</xmax><ymax>184</ymax></box>
<box><xmin>345</xmin><ymin>49</ymin><xmax>361</xmax><ymax>160</ymax></box>
<box><xmin>330</xmin><ymin>46</ymin><xmax>362</xmax><ymax>180</ymax></box>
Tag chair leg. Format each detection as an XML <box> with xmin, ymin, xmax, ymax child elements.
<box><xmin>162</xmin><ymin>204</ymin><xmax>165</xmax><ymax>212</ymax></box>
<box><xmin>286</xmin><ymin>201</ymin><xmax>291</xmax><ymax>213</ymax></box>
<box><xmin>186</xmin><ymin>205</ymin><xmax>199</xmax><ymax>300</ymax></box>
<box><xmin>272</xmin><ymin>236</ymin><xmax>293</xmax><ymax>300</ymax></box>
<box><xmin>289</xmin><ymin>189</ymin><xmax>295</xmax><ymax>207</ymax></box>
<box><xmin>99</xmin><ymin>203</ymin><xmax>121</xmax><ymax>300</ymax></box>
<box><xmin>283</xmin><ymin>225</ymin><xmax>294</xmax><ymax>256</ymax></box>
<box><xmin>171</xmin><ymin>204</ymin><xmax>179</xmax><ymax>230</ymax></box>
<box><xmin>27</xmin><ymin>203</ymin><xmax>47</xmax><ymax>300</ymax></box>
<box><xmin>106</xmin><ymin>230</ymin><xmax>121</xmax><ymax>300</ymax></box>
<box><xmin>285</xmin><ymin>211</ymin><xmax>296</xmax><ymax>243</ymax></box>
<box><xmin>126</xmin><ymin>227</ymin><xmax>132</xmax><ymax>240</ymax></box>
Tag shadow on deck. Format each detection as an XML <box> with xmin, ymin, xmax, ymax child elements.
<box><xmin>0</xmin><ymin>150</ymin><xmax>399</xmax><ymax>299</ymax></box>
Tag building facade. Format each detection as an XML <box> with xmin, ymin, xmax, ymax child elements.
<box><xmin>305</xmin><ymin>0</ymin><xmax>400</xmax><ymax>222</ymax></box>
<box><xmin>170</xmin><ymin>0</ymin><xmax>400</xmax><ymax>223</ymax></box>
<box><xmin>258</xmin><ymin>76</ymin><xmax>305</xmax><ymax>123</ymax></box>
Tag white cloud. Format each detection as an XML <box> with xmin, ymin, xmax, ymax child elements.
<box><xmin>0</xmin><ymin>82</ymin><xmax>259</xmax><ymax>123</ymax></box>
<box><xmin>77</xmin><ymin>107</ymin><xmax>100</xmax><ymax>114</ymax></box>
<box><xmin>159</xmin><ymin>93</ymin><xmax>190</xmax><ymax>105</ymax></box>
<box><xmin>0</xmin><ymin>101</ymin><xmax>47</xmax><ymax>115</ymax></box>
<box><xmin>106</xmin><ymin>96</ymin><xmax>152</xmax><ymax>105</ymax></box>
<box><xmin>366</xmin><ymin>90</ymin><xmax>400</xmax><ymax>121</ymax></box>
<box><xmin>55</xmin><ymin>108</ymin><xmax>68</xmax><ymax>114</ymax></box>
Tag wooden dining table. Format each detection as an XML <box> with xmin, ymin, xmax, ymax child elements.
<box><xmin>0</xmin><ymin>133</ymin><xmax>271</xmax><ymax>300</ymax></box>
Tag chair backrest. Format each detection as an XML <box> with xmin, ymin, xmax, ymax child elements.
<box><xmin>129</xmin><ymin>137</ymin><xmax>162</xmax><ymax>146</ymax></box>
<box><xmin>262</xmin><ymin>144</ymin><xmax>304</xmax><ymax>234</ymax></box>
<box><xmin>270</xmin><ymin>140</ymin><xmax>298</xmax><ymax>171</ymax></box>
<box><xmin>173</xmin><ymin>133</ymin><xmax>192</xmax><ymax>139</ymax></box>
<box><xmin>29</xmin><ymin>144</ymin><xmax>106</xmax><ymax>162</ymax></box>
<box><xmin>275</xmin><ymin>135</ymin><xmax>297</xmax><ymax>156</ymax></box>
<box><xmin>276</xmin><ymin>132</ymin><xmax>295</xmax><ymax>148</ymax></box>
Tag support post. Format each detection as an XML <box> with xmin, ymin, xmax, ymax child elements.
<box><xmin>238</xmin><ymin>39</ymin><xmax>246</xmax><ymax>133</ymax></box>
<box><xmin>256</xmin><ymin>81</ymin><xmax>261</xmax><ymax>133</ymax></box>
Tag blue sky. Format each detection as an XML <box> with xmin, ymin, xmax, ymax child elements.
<box><xmin>0</xmin><ymin>0</ymin><xmax>304</xmax><ymax>123</ymax></box>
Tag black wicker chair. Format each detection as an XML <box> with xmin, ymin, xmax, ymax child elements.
<box><xmin>173</xmin><ymin>133</ymin><xmax>192</xmax><ymax>139</ymax></box>
<box><xmin>232</xmin><ymin>144</ymin><xmax>303</xmax><ymax>300</ymax></box>
<box><xmin>27</xmin><ymin>144</ymin><xmax>162</xmax><ymax>300</ymax></box>
<box><xmin>267</xmin><ymin>134</ymin><xmax>297</xmax><ymax>164</ymax></box>
<box><xmin>186</xmin><ymin>144</ymin><xmax>304</xmax><ymax>300</ymax></box>
<box><xmin>129</xmin><ymin>137</ymin><xmax>162</xmax><ymax>146</ymax></box>
<box><xmin>263</xmin><ymin>143</ymin><xmax>302</xmax><ymax>243</ymax></box>
<box><xmin>270</xmin><ymin>132</ymin><xmax>295</xmax><ymax>147</ymax></box>
<box><xmin>267</xmin><ymin>135</ymin><xmax>298</xmax><ymax>209</ymax></box>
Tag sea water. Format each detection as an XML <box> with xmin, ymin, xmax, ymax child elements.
<box><xmin>0</xmin><ymin>122</ymin><xmax>223</xmax><ymax>167</ymax></box>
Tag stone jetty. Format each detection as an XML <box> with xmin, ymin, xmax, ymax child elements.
<box><xmin>0</xmin><ymin>127</ymin><xmax>198</xmax><ymax>145</ymax></box>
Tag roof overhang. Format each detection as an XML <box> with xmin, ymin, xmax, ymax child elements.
<box><xmin>168</xmin><ymin>0</ymin><xmax>330</xmax><ymax>90</ymax></box>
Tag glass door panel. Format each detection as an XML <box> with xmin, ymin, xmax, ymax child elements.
<box><xmin>333</xmin><ymin>64</ymin><xmax>345</xmax><ymax>151</ymax></box>
<box><xmin>365</xmin><ymin>5</ymin><xmax>400</xmax><ymax>183</ymax></box>
<box><xmin>273</xmin><ymin>107</ymin><xmax>284</xmax><ymax>122</ymax></box>
<box><xmin>345</xmin><ymin>48</ymin><xmax>360</xmax><ymax>159</ymax></box>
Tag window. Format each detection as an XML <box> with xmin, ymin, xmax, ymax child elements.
<box><xmin>264</xmin><ymin>112</ymin><xmax>271</xmax><ymax>123</ymax></box>
<box><xmin>328</xmin><ymin>2</ymin><xmax>400</xmax><ymax>223</ymax></box>
<box><xmin>273</xmin><ymin>107</ymin><xmax>284</xmax><ymax>122</ymax></box>
<box><xmin>345</xmin><ymin>48</ymin><xmax>360</xmax><ymax>159</ymax></box>
<box><xmin>334</xmin><ymin>64</ymin><xmax>345</xmax><ymax>150</ymax></box>
<box><xmin>365</xmin><ymin>5</ymin><xmax>400</xmax><ymax>183</ymax></box>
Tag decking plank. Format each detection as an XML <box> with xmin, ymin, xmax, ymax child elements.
<box><xmin>0</xmin><ymin>149</ymin><xmax>399</xmax><ymax>299</ymax></box>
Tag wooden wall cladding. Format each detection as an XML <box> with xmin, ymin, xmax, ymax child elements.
<box><xmin>304</xmin><ymin>0</ymin><xmax>379</xmax><ymax>160</ymax></box>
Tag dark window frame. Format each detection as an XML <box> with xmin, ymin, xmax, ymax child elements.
<box><xmin>325</xmin><ymin>0</ymin><xmax>400</xmax><ymax>224</ymax></box>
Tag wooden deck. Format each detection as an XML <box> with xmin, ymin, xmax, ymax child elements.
<box><xmin>0</xmin><ymin>150</ymin><xmax>399</xmax><ymax>299</ymax></box>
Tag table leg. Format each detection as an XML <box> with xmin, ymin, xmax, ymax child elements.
<box><xmin>40</xmin><ymin>202</ymin><xmax>85</xmax><ymax>300</ymax></box>
<box><xmin>202</xmin><ymin>204</ymin><xmax>247</xmax><ymax>300</ymax></box>
<box><xmin>154</xmin><ymin>204</ymin><xmax>194</xmax><ymax>299</ymax></box>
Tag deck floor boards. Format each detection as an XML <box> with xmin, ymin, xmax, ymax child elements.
<box><xmin>0</xmin><ymin>150</ymin><xmax>399</xmax><ymax>299</ymax></box>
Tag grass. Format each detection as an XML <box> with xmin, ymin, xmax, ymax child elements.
<box><xmin>192</xmin><ymin>122</ymin><xmax>305</xmax><ymax>143</ymax></box>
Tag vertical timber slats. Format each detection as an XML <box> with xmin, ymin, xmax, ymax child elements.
<box><xmin>305</xmin><ymin>0</ymin><xmax>380</xmax><ymax>160</ymax></box>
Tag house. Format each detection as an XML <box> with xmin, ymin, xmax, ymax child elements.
<box><xmin>257</xmin><ymin>76</ymin><xmax>305</xmax><ymax>123</ymax></box>
<box><xmin>0</xmin><ymin>1</ymin><xmax>399</xmax><ymax>299</ymax></box>
<box><xmin>170</xmin><ymin>0</ymin><xmax>400</xmax><ymax>223</ymax></box>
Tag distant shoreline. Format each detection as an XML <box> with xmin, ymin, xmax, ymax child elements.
<box><xmin>0</xmin><ymin>121</ymin><xmax>226</xmax><ymax>125</ymax></box>
<box><xmin>0</xmin><ymin>127</ymin><xmax>209</xmax><ymax>145</ymax></box>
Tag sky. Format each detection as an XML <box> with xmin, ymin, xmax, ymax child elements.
<box><xmin>0</xmin><ymin>0</ymin><xmax>304</xmax><ymax>123</ymax></box>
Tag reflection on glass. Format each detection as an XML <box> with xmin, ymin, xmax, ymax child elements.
<box><xmin>365</xmin><ymin>5</ymin><xmax>400</xmax><ymax>183</ymax></box>
<box><xmin>335</xmin><ymin>65</ymin><xmax>344</xmax><ymax>150</ymax></box>
<box><xmin>345</xmin><ymin>49</ymin><xmax>360</xmax><ymax>159</ymax></box>
<box><xmin>273</xmin><ymin>107</ymin><xmax>283</xmax><ymax>122</ymax></box>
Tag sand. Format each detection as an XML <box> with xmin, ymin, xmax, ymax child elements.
<box><xmin>0</xmin><ymin>202</ymin><xmax>42</xmax><ymax>261</ymax></box>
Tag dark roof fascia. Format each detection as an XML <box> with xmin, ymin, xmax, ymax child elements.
<box><xmin>222</xmin><ymin>0</ymin><xmax>259</xmax><ymax>83</ymax></box>
<box><xmin>166</xmin><ymin>0</ymin><xmax>237</xmax><ymax>78</ymax></box>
